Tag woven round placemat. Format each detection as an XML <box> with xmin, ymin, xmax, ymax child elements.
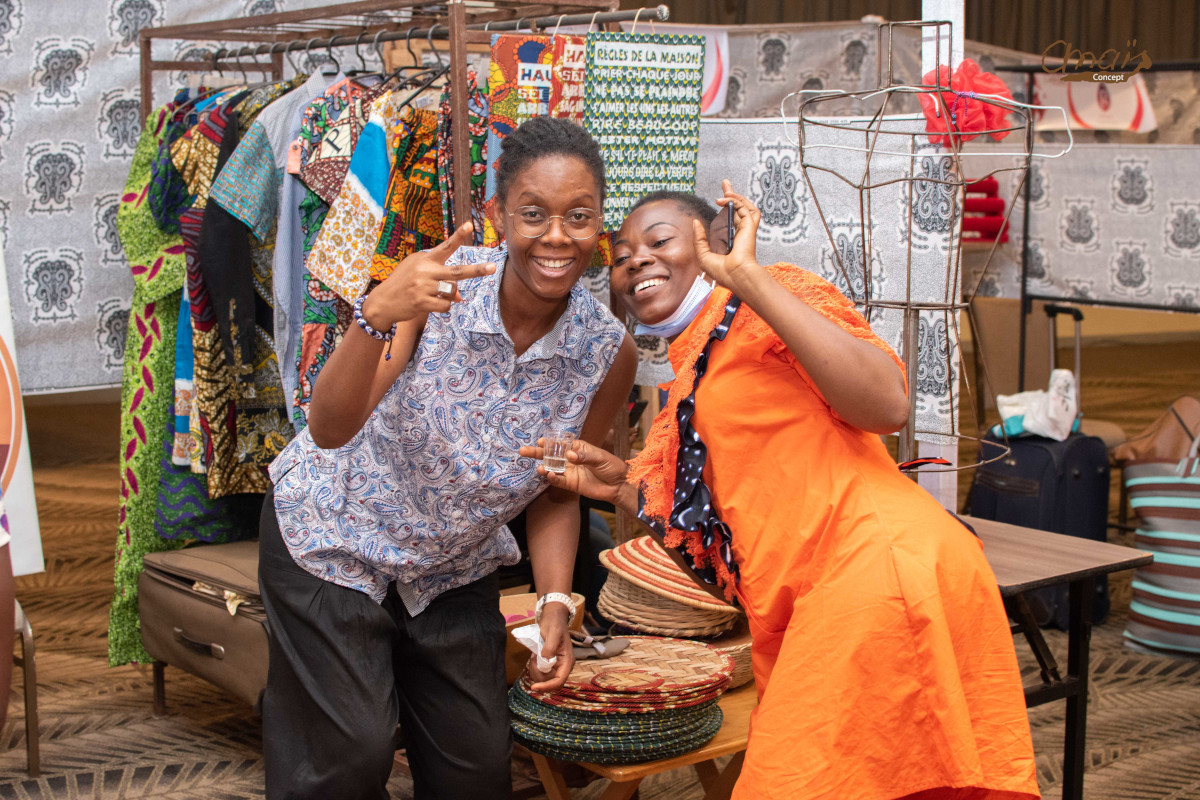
<box><xmin>708</xmin><ymin>624</ymin><xmax>754</xmax><ymax>690</ymax></box>
<box><xmin>601</xmin><ymin>539</ymin><xmax>738</xmax><ymax>613</ymax></box>
<box><xmin>519</xmin><ymin>675</ymin><xmax>727</xmax><ymax>714</ymax></box>
<box><xmin>513</xmin><ymin>706</ymin><xmax>724</xmax><ymax>765</ymax></box>
<box><xmin>547</xmin><ymin>678</ymin><xmax>729</xmax><ymax>709</ymax></box>
<box><xmin>552</xmin><ymin>635</ymin><xmax>732</xmax><ymax>692</ymax></box>
<box><xmin>597</xmin><ymin>577</ymin><xmax>737</xmax><ymax>638</ymax></box>
<box><xmin>509</xmin><ymin>688</ymin><xmax>716</xmax><ymax>737</ymax></box>
<box><xmin>508</xmin><ymin>680</ymin><xmax>719</xmax><ymax>728</ymax></box>
<box><xmin>559</xmin><ymin>635</ymin><xmax>733</xmax><ymax>692</ymax></box>
<box><xmin>511</xmin><ymin>710</ymin><xmax>716</xmax><ymax>748</ymax></box>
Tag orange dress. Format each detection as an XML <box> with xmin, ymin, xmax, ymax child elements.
<box><xmin>629</xmin><ymin>265</ymin><xmax>1039</xmax><ymax>800</ymax></box>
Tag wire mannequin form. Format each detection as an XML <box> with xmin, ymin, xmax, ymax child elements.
<box><xmin>781</xmin><ymin>20</ymin><xmax>1073</xmax><ymax>470</ymax></box>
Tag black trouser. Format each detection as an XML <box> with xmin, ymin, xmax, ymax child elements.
<box><xmin>258</xmin><ymin>487</ymin><xmax>512</xmax><ymax>800</ymax></box>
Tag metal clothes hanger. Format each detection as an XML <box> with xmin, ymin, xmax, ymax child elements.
<box><xmin>425</xmin><ymin>24</ymin><xmax>445</xmax><ymax>69</ymax></box>
<box><xmin>323</xmin><ymin>38</ymin><xmax>341</xmax><ymax>75</ymax></box>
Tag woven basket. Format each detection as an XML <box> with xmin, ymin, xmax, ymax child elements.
<box><xmin>600</xmin><ymin>538</ymin><xmax>737</xmax><ymax>613</ymax></box>
<box><xmin>598</xmin><ymin>570</ymin><xmax>739</xmax><ymax>638</ymax></box>
<box><xmin>708</xmin><ymin>624</ymin><xmax>754</xmax><ymax>690</ymax></box>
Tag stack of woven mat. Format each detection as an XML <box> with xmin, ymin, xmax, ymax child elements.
<box><xmin>599</xmin><ymin>536</ymin><xmax>753</xmax><ymax>688</ymax></box>
<box><xmin>509</xmin><ymin>635</ymin><xmax>732</xmax><ymax>764</ymax></box>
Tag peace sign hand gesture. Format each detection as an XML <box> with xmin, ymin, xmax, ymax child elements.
<box><xmin>691</xmin><ymin>180</ymin><xmax>765</xmax><ymax>298</ymax></box>
<box><xmin>360</xmin><ymin>222</ymin><xmax>496</xmax><ymax>331</ymax></box>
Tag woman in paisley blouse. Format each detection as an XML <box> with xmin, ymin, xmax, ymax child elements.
<box><xmin>259</xmin><ymin>116</ymin><xmax>636</xmax><ymax>800</ymax></box>
<box><xmin>523</xmin><ymin>186</ymin><xmax>1040</xmax><ymax>800</ymax></box>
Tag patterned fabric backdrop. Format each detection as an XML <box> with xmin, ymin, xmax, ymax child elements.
<box><xmin>0</xmin><ymin>0</ymin><xmax>382</xmax><ymax>393</ymax></box>
<box><xmin>4</xmin><ymin>9</ymin><xmax>1197</xmax><ymax>392</ymax></box>
<box><xmin>964</xmin><ymin>144</ymin><xmax>1200</xmax><ymax>312</ymax></box>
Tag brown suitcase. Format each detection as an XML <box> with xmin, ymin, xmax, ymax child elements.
<box><xmin>138</xmin><ymin>540</ymin><xmax>268</xmax><ymax>710</ymax></box>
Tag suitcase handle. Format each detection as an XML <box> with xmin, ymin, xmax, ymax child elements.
<box><xmin>1043</xmin><ymin>303</ymin><xmax>1084</xmax><ymax>321</ymax></box>
<box><xmin>173</xmin><ymin>627</ymin><xmax>226</xmax><ymax>660</ymax></box>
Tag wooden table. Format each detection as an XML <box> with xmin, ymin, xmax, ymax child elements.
<box><xmin>526</xmin><ymin>518</ymin><xmax>1151</xmax><ymax>800</ymax></box>
<box><xmin>525</xmin><ymin>682</ymin><xmax>757</xmax><ymax>800</ymax></box>
<box><xmin>965</xmin><ymin>515</ymin><xmax>1153</xmax><ymax>800</ymax></box>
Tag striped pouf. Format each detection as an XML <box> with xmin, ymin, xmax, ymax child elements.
<box><xmin>1123</xmin><ymin>438</ymin><xmax>1200</xmax><ymax>657</ymax></box>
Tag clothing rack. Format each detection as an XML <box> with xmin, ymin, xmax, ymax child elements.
<box><xmin>138</xmin><ymin>1</ymin><xmax>672</xmax><ymax>228</ymax></box>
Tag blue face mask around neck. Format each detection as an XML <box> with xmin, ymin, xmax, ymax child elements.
<box><xmin>633</xmin><ymin>274</ymin><xmax>715</xmax><ymax>338</ymax></box>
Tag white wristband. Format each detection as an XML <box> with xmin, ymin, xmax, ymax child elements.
<box><xmin>535</xmin><ymin>592</ymin><xmax>576</xmax><ymax>626</ymax></box>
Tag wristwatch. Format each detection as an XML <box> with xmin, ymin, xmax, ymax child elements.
<box><xmin>535</xmin><ymin>592</ymin><xmax>577</xmax><ymax>626</ymax></box>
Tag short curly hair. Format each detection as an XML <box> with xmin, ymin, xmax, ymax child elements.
<box><xmin>495</xmin><ymin>116</ymin><xmax>606</xmax><ymax>207</ymax></box>
<box><xmin>628</xmin><ymin>190</ymin><xmax>718</xmax><ymax>225</ymax></box>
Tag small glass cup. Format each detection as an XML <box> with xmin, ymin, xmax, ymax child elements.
<box><xmin>542</xmin><ymin>430</ymin><xmax>576</xmax><ymax>474</ymax></box>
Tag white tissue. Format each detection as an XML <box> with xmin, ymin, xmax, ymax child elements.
<box><xmin>512</xmin><ymin>622</ymin><xmax>558</xmax><ymax>673</ymax></box>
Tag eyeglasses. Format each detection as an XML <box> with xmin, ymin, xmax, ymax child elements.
<box><xmin>508</xmin><ymin>206</ymin><xmax>602</xmax><ymax>240</ymax></box>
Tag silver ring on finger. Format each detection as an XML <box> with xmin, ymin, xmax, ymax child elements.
<box><xmin>436</xmin><ymin>280</ymin><xmax>454</xmax><ymax>299</ymax></box>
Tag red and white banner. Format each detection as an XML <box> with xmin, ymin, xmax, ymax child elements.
<box><xmin>0</xmin><ymin>248</ymin><xmax>44</xmax><ymax>576</ymax></box>
<box><xmin>1034</xmin><ymin>73</ymin><xmax>1158</xmax><ymax>132</ymax></box>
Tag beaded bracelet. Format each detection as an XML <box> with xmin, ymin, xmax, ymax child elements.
<box><xmin>535</xmin><ymin>592</ymin><xmax>577</xmax><ymax>626</ymax></box>
<box><xmin>353</xmin><ymin>294</ymin><xmax>397</xmax><ymax>344</ymax></box>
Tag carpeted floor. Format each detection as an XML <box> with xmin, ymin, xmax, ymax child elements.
<box><xmin>0</xmin><ymin>337</ymin><xmax>1196</xmax><ymax>799</ymax></box>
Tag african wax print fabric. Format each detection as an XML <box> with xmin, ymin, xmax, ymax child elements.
<box><xmin>210</xmin><ymin>72</ymin><xmax>335</xmax><ymax>444</ymax></box>
<box><xmin>369</xmin><ymin>107</ymin><xmax>442</xmax><ymax>283</ymax></box>
<box><xmin>172</xmin><ymin>290</ymin><xmax>194</xmax><ymax>466</ymax></box>
<box><xmin>207</xmin><ymin>75</ymin><xmax>328</xmax><ymax>374</ymax></box>
<box><xmin>112</xmin><ymin>94</ymin><xmax>257</xmax><ymax>666</ymax></box>
<box><xmin>305</xmin><ymin>89</ymin><xmax>408</xmax><ymax>301</ymax></box>
<box><xmin>291</xmin><ymin>77</ymin><xmax>374</xmax><ymax>176</ymax></box>
<box><xmin>292</xmin><ymin>275</ymin><xmax>352</xmax><ymax>428</ymax></box>
<box><xmin>483</xmin><ymin>34</ymin><xmax>553</xmax><ymax>245</ymax></box>
<box><xmin>582</xmin><ymin>32</ymin><xmax>704</xmax><ymax>231</ymax></box>
<box><xmin>299</xmin><ymin>84</ymin><xmax>387</xmax><ymax>205</ymax></box>
<box><xmin>147</xmin><ymin>90</ymin><xmax>201</xmax><ymax>235</ymax></box>
<box><xmin>155</xmin><ymin>398</ymin><xmax>263</xmax><ymax>543</ymax></box>
<box><xmin>169</xmin><ymin>91</ymin><xmax>247</xmax><ymax>212</ymax></box>
<box><xmin>291</xmin><ymin>83</ymin><xmax>387</xmax><ymax>428</ymax></box>
<box><xmin>436</xmin><ymin>67</ymin><xmax>489</xmax><ymax>242</ymax></box>
<box><xmin>181</xmin><ymin>102</ymin><xmax>274</xmax><ymax>498</ymax></box>
<box><xmin>550</xmin><ymin>35</ymin><xmax>587</xmax><ymax>123</ymax></box>
<box><xmin>110</xmin><ymin>101</ymin><xmax>193</xmax><ymax>667</ymax></box>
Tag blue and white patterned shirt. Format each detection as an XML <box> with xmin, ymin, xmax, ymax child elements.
<box><xmin>269</xmin><ymin>244</ymin><xmax>626</xmax><ymax>614</ymax></box>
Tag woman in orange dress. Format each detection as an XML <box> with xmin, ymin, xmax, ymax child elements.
<box><xmin>523</xmin><ymin>184</ymin><xmax>1040</xmax><ymax>800</ymax></box>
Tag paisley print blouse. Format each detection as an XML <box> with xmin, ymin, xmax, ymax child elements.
<box><xmin>269</xmin><ymin>244</ymin><xmax>626</xmax><ymax>613</ymax></box>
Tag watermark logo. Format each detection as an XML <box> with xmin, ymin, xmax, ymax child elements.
<box><xmin>1041</xmin><ymin>39</ymin><xmax>1151</xmax><ymax>82</ymax></box>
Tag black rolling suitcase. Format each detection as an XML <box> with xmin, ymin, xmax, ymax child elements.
<box><xmin>968</xmin><ymin>431</ymin><xmax>1110</xmax><ymax>627</ymax></box>
<box><xmin>967</xmin><ymin>304</ymin><xmax>1111</xmax><ymax>629</ymax></box>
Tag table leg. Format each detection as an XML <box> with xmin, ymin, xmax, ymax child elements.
<box><xmin>702</xmin><ymin>752</ymin><xmax>746</xmax><ymax>800</ymax></box>
<box><xmin>1062</xmin><ymin>576</ymin><xmax>1094</xmax><ymax>800</ymax></box>
<box><xmin>597</xmin><ymin>779</ymin><xmax>642</xmax><ymax>800</ymax></box>
<box><xmin>529</xmin><ymin>752</ymin><xmax>573</xmax><ymax>800</ymax></box>
<box><xmin>694</xmin><ymin>759</ymin><xmax>721</xmax><ymax>791</ymax></box>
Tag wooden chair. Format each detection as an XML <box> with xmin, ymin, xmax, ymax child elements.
<box><xmin>13</xmin><ymin>598</ymin><xmax>39</xmax><ymax>776</ymax></box>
